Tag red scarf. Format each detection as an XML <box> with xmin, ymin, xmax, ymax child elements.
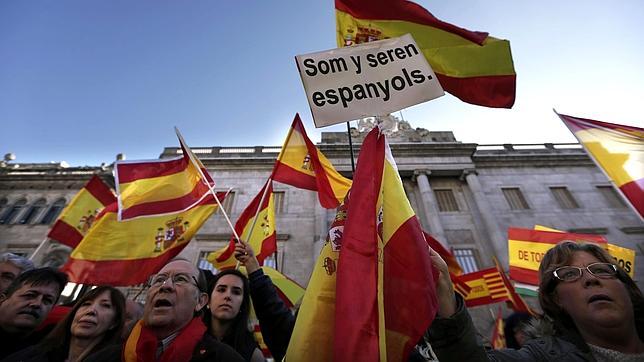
<box><xmin>123</xmin><ymin>318</ymin><xmax>206</xmax><ymax>362</ymax></box>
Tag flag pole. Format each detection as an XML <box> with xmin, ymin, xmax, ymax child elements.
<box><xmin>235</xmin><ymin>177</ymin><xmax>273</xmax><ymax>270</ymax></box>
<box><xmin>346</xmin><ymin>121</ymin><xmax>356</xmax><ymax>175</ymax></box>
<box><xmin>29</xmin><ymin>237</ymin><xmax>50</xmax><ymax>262</ymax></box>
<box><xmin>175</xmin><ymin>128</ymin><xmax>241</xmax><ymax>242</ymax></box>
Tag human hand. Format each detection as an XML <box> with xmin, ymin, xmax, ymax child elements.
<box><xmin>428</xmin><ymin>246</ymin><xmax>457</xmax><ymax>318</ymax></box>
<box><xmin>234</xmin><ymin>238</ymin><xmax>261</xmax><ymax>273</ymax></box>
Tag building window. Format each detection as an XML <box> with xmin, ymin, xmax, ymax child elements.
<box><xmin>550</xmin><ymin>187</ymin><xmax>579</xmax><ymax>209</ymax></box>
<box><xmin>39</xmin><ymin>198</ymin><xmax>66</xmax><ymax>225</ymax></box>
<box><xmin>596</xmin><ymin>186</ymin><xmax>626</xmax><ymax>208</ymax></box>
<box><xmin>453</xmin><ymin>248</ymin><xmax>479</xmax><ymax>273</ymax></box>
<box><xmin>263</xmin><ymin>252</ymin><xmax>278</xmax><ymax>269</ymax></box>
<box><xmin>0</xmin><ymin>198</ymin><xmax>27</xmax><ymax>224</ymax></box>
<box><xmin>19</xmin><ymin>198</ymin><xmax>47</xmax><ymax>224</ymax></box>
<box><xmin>274</xmin><ymin>191</ymin><xmax>285</xmax><ymax>214</ymax></box>
<box><xmin>434</xmin><ymin>189</ymin><xmax>459</xmax><ymax>212</ymax></box>
<box><xmin>197</xmin><ymin>251</ymin><xmax>217</xmax><ymax>273</ymax></box>
<box><xmin>502</xmin><ymin>188</ymin><xmax>530</xmax><ymax>210</ymax></box>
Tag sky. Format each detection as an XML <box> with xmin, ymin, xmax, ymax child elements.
<box><xmin>1</xmin><ymin>0</ymin><xmax>643</xmax><ymax>166</ymax></box>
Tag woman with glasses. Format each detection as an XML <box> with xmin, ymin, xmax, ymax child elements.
<box><xmin>425</xmin><ymin>241</ymin><xmax>644</xmax><ymax>361</ymax></box>
<box><xmin>4</xmin><ymin>286</ymin><xmax>125</xmax><ymax>362</ymax></box>
<box><xmin>203</xmin><ymin>269</ymin><xmax>264</xmax><ymax>362</ymax></box>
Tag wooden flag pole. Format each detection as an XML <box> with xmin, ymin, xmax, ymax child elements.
<box><xmin>175</xmin><ymin>128</ymin><xmax>241</xmax><ymax>242</ymax></box>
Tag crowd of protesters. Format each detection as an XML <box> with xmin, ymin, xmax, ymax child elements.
<box><xmin>0</xmin><ymin>240</ymin><xmax>642</xmax><ymax>362</ymax></box>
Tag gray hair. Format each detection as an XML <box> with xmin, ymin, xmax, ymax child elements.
<box><xmin>0</xmin><ymin>253</ymin><xmax>35</xmax><ymax>273</ymax></box>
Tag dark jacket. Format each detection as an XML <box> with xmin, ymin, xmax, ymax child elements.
<box><xmin>248</xmin><ymin>269</ymin><xmax>296</xmax><ymax>362</ymax></box>
<box><xmin>0</xmin><ymin>327</ymin><xmax>51</xmax><ymax>361</ymax></box>
<box><xmin>426</xmin><ymin>294</ymin><xmax>596</xmax><ymax>361</ymax></box>
<box><xmin>33</xmin><ymin>332</ymin><xmax>246</xmax><ymax>362</ymax></box>
<box><xmin>2</xmin><ymin>343</ymin><xmax>120</xmax><ymax>362</ymax></box>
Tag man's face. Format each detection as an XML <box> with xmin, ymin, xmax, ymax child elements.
<box><xmin>142</xmin><ymin>260</ymin><xmax>207</xmax><ymax>338</ymax></box>
<box><xmin>0</xmin><ymin>262</ymin><xmax>22</xmax><ymax>293</ymax></box>
<box><xmin>0</xmin><ymin>282</ymin><xmax>60</xmax><ymax>333</ymax></box>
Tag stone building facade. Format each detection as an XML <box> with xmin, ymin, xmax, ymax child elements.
<box><xmin>1</xmin><ymin>123</ymin><xmax>642</xmax><ymax>318</ymax></box>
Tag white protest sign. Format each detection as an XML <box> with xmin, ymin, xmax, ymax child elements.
<box><xmin>295</xmin><ymin>34</ymin><xmax>444</xmax><ymax>128</ymax></box>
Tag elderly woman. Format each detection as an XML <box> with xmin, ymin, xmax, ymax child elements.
<box><xmin>426</xmin><ymin>241</ymin><xmax>644</xmax><ymax>361</ymax></box>
<box><xmin>4</xmin><ymin>285</ymin><xmax>126</xmax><ymax>362</ymax></box>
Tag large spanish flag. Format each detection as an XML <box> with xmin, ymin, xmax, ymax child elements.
<box><xmin>508</xmin><ymin>227</ymin><xmax>607</xmax><ymax>285</ymax></box>
<box><xmin>557</xmin><ymin>112</ymin><xmax>644</xmax><ymax>218</ymax></box>
<box><xmin>336</xmin><ymin>0</ymin><xmax>516</xmax><ymax>108</ymax></box>
<box><xmin>61</xmin><ymin>192</ymin><xmax>225</xmax><ymax>286</ymax></box>
<box><xmin>285</xmin><ymin>199</ymin><xmax>349</xmax><ymax>362</ymax></box>
<box><xmin>272</xmin><ymin>114</ymin><xmax>352</xmax><ymax>209</ymax></box>
<box><xmin>208</xmin><ymin>180</ymin><xmax>277</xmax><ymax>270</ymax></box>
<box><xmin>334</xmin><ymin>127</ymin><xmax>438</xmax><ymax>361</ymax></box>
<box><xmin>115</xmin><ymin>130</ymin><xmax>216</xmax><ymax>221</ymax></box>
<box><xmin>47</xmin><ymin>175</ymin><xmax>116</xmax><ymax>248</ymax></box>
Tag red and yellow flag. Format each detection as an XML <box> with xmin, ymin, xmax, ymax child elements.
<box><xmin>208</xmin><ymin>180</ymin><xmax>276</xmax><ymax>270</ymax></box>
<box><xmin>336</xmin><ymin>0</ymin><xmax>516</xmax><ymax>108</ymax></box>
<box><xmin>61</xmin><ymin>192</ymin><xmax>225</xmax><ymax>286</ymax></box>
<box><xmin>462</xmin><ymin>267</ymin><xmax>510</xmax><ymax>308</ymax></box>
<box><xmin>508</xmin><ymin>227</ymin><xmax>607</xmax><ymax>285</ymax></box>
<box><xmin>494</xmin><ymin>257</ymin><xmax>533</xmax><ymax>315</ymax></box>
<box><xmin>285</xmin><ymin>199</ymin><xmax>349</xmax><ymax>362</ymax></box>
<box><xmin>424</xmin><ymin>231</ymin><xmax>463</xmax><ymax>275</ymax></box>
<box><xmin>334</xmin><ymin>127</ymin><xmax>438</xmax><ymax>361</ymax></box>
<box><xmin>490</xmin><ymin>306</ymin><xmax>506</xmax><ymax>349</ymax></box>
<box><xmin>450</xmin><ymin>272</ymin><xmax>472</xmax><ymax>298</ymax></box>
<box><xmin>557</xmin><ymin>112</ymin><xmax>644</xmax><ymax>218</ymax></box>
<box><xmin>115</xmin><ymin>131</ymin><xmax>216</xmax><ymax>221</ymax></box>
<box><xmin>272</xmin><ymin>114</ymin><xmax>352</xmax><ymax>209</ymax></box>
<box><xmin>47</xmin><ymin>175</ymin><xmax>116</xmax><ymax>248</ymax></box>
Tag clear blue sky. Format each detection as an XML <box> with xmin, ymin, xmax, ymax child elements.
<box><xmin>1</xmin><ymin>1</ymin><xmax>642</xmax><ymax>166</ymax></box>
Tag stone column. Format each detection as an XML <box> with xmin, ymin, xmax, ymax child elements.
<box><xmin>414</xmin><ymin>170</ymin><xmax>447</xmax><ymax>243</ymax></box>
<box><xmin>461</xmin><ymin>169</ymin><xmax>508</xmax><ymax>266</ymax></box>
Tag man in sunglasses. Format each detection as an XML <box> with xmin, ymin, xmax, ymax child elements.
<box><xmin>120</xmin><ymin>258</ymin><xmax>243</xmax><ymax>361</ymax></box>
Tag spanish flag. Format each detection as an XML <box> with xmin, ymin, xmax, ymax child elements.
<box><xmin>334</xmin><ymin>127</ymin><xmax>438</xmax><ymax>361</ymax></box>
<box><xmin>61</xmin><ymin>192</ymin><xmax>226</xmax><ymax>286</ymax></box>
<box><xmin>557</xmin><ymin>112</ymin><xmax>644</xmax><ymax>218</ymax></box>
<box><xmin>285</xmin><ymin>199</ymin><xmax>348</xmax><ymax>362</ymax></box>
<box><xmin>490</xmin><ymin>306</ymin><xmax>506</xmax><ymax>349</ymax></box>
<box><xmin>336</xmin><ymin>0</ymin><xmax>516</xmax><ymax>108</ymax></box>
<box><xmin>508</xmin><ymin>227</ymin><xmax>607</xmax><ymax>285</ymax></box>
<box><xmin>272</xmin><ymin>114</ymin><xmax>352</xmax><ymax>209</ymax></box>
<box><xmin>47</xmin><ymin>175</ymin><xmax>116</xmax><ymax>248</ymax></box>
<box><xmin>115</xmin><ymin>130</ymin><xmax>215</xmax><ymax>221</ymax></box>
<box><xmin>208</xmin><ymin>180</ymin><xmax>276</xmax><ymax>269</ymax></box>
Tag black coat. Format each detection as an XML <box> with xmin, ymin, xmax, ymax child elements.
<box><xmin>248</xmin><ymin>269</ymin><xmax>296</xmax><ymax>362</ymax></box>
<box><xmin>426</xmin><ymin>294</ymin><xmax>596</xmax><ymax>362</ymax></box>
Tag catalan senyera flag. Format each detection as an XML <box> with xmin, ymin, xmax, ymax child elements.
<box><xmin>61</xmin><ymin>192</ymin><xmax>226</xmax><ymax>286</ymax></box>
<box><xmin>208</xmin><ymin>180</ymin><xmax>276</xmax><ymax>270</ymax></box>
<box><xmin>462</xmin><ymin>267</ymin><xmax>510</xmax><ymax>308</ymax></box>
<box><xmin>557</xmin><ymin>112</ymin><xmax>644</xmax><ymax>218</ymax></box>
<box><xmin>285</xmin><ymin>198</ymin><xmax>349</xmax><ymax>362</ymax></box>
<box><xmin>450</xmin><ymin>272</ymin><xmax>472</xmax><ymax>298</ymax></box>
<box><xmin>490</xmin><ymin>306</ymin><xmax>506</xmax><ymax>349</ymax></box>
<box><xmin>115</xmin><ymin>130</ymin><xmax>215</xmax><ymax>221</ymax></box>
<box><xmin>336</xmin><ymin>0</ymin><xmax>516</xmax><ymax>108</ymax></box>
<box><xmin>424</xmin><ymin>231</ymin><xmax>463</xmax><ymax>275</ymax></box>
<box><xmin>272</xmin><ymin>114</ymin><xmax>352</xmax><ymax>209</ymax></box>
<box><xmin>508</xmin><ymin>227</ymin><xmax>607</xmax><ymax>285</ymax></box>
<box><xmin>493</xmin><ymin>257</ymin><xmax>533</xmax><ymax>315</ymax></box>
<box><xmin>47</xmin><ymin>175</ymin><xmax>116</xmax><ymax>248</ymax></box>
<box><xmin>334</xmin><ymin>127</ymin><xmax>438</xmax><ymax>361</ymax></box>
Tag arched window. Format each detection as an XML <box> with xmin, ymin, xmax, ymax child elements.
<box><xmin>0</xmin><ymin>198</ymin><xmax>27</xmax><ymax>225</ymax></box>
<box><xmin>19</xmin><ymin>198</ymin><xmax>47</xmax><ymax>224</ymax></box>
<box><xmin>39</xmin><ymin>198</ymin><xmax>66</xmax><ymax>225</ymax></box>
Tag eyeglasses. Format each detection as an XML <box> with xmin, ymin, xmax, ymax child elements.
<box><xmin>149</xmin><ymin>273</ymin><xmax>199</xmax><ymax>288</ymax></box>
<box><xmin>552</xmin><ymin>262</ymin><xmax>617</xmax><ymax>282</ymax></box>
